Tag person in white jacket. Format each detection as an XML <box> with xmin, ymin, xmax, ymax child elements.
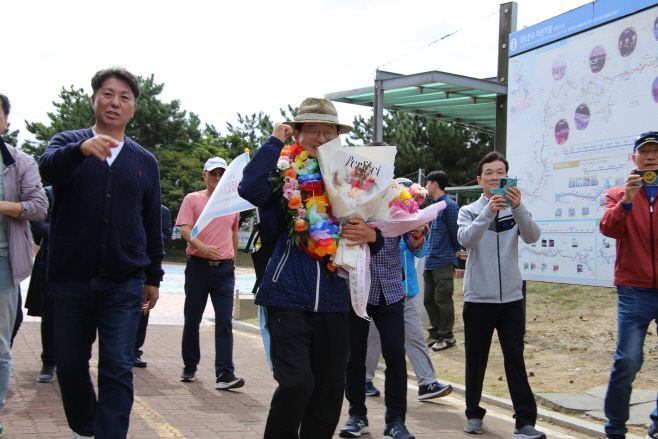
<box><xmin>457</xmin><ymin>151</ymin><xmax>544</xmax><ymax>439</ymax></box>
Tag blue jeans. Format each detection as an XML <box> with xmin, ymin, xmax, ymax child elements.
<box><xmin>604</xmin><ymin>286</ymin><xmax>658</xmax><ymax>435</ymax></box>
<box><xmin>0</xmin><ymin>257</ymin><xmax>18</xmax><ymax>414</ymax></box>
<box><xmin>51</xmin><ymin>277</ymin><xmax>143</xmax><ymax>439</ymax></box>
<box><xmin>182</xmin><ymin>257</ymin><xmax>235</xmax><ymax>376</ymax></box>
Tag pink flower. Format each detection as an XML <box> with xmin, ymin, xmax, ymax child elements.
<box><xmin>298</xmin><ymin>208</ymin><xmax>307</xmax><ymax>218</ymax></box>
<box><xmin>289</xmin><ymin>178</ymin><xmax>299</xmax><ymax>189</ymax></box>
<box><xmin>283</xmin><ymin>183</ymin><xmax>294</xmax><ymax>192</ymax></box>
<box><xmin>283</xmin><ymin>188</ymin><xmax>294</xmax><ymax>200</ymax></box>
<box><xmin>408</xmin><ymin>201</ymin><xmax>419</xmax><ymax>214</ymax></box>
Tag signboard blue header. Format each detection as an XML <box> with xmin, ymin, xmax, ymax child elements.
<box><xmin>509</xmin><ymin>0</ymin><xmax>658</xmax><ymax>56</ymax></box>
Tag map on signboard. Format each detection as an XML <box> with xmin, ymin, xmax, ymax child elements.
<box><xmin>507</xmin><ymin>5</ymin><xmax>658</xmax><ymax>287</ymax></box>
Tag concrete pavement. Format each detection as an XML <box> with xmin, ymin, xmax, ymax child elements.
<box><xmin>8</xmin><ymin>321</ymin><xmax>598</xmax><ymax>439</ymax></box>
<box><xmin>4</xmin><ymin>264</ymin><xmax>617</xmax><ymax>438</ymax></box>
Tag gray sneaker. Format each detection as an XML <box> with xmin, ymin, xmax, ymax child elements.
<box><xmin>180</xmin><ymin>366</ymin><xmax>197</xmax><ymax>382</ymax></box>
<box><xmin>37</xmin><ymin>365</ymin><xmax>56</xmax><ymax>383</ymax></box>
<box><xmin>513</xmin><ymin>425</ymin><xmax>546</xmax><ymax>439</ymax></box>
<box><xmin>464</xmin><ymin>418</ymin><xmax>483</xmax><ymax>434</ymax></box>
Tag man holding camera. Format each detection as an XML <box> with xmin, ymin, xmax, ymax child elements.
<box><xmin>600</xmin><ymin>132</ymin><xmax>658</xmax><ymax>439</ymax></box>
<box><xmin>457</xmin><ymin>151</ymin><xmax>544</xmax><ymax>439</ymax></box>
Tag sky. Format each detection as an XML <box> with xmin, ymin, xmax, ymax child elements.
<box><xmin>2</xmin><ymin>0</ymin><xmax>592</xmax><ymax>145</ymax></box>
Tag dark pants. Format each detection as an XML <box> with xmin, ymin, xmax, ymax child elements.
<box><xmin>134</xmin><ymin>312</ymin><xmax>149</xmax><ymax>357</ymax></box>
<box><xmin>51</xmin><ymin>277</ymin><xmax>143</xmax><ymax>439</ymax></box>
<box><xmin>182</xmin><ymin>257</ymin><xmax>235</xmax><ymax>376</ymax></box>
<box><xmin>346</xmin><ymin>298</ymin><xmax>407</xmax><ymax>425</ymax></box>
<box><xmin>264</xmin><ymin>306</ymin><xmax>348</xmax><ymax>439</ymax></box>
<box><xmin>41</xmin><ymin>292</ymin><xmax>56</xmax><ymax>367</ymax></box>
<box><xmin>423</xmin><ymin>264</ymin><xmax>455</xmax><ymax>340</ymax></box>
<box><xmin>463</xmin><ymin>299</ymin><xmax>537</xmax><ymax>428</ymax></box>
<box><xmin>10</xmin><ymin>289</ymin><xmax>22</xmax><ymax>348</ymax></box>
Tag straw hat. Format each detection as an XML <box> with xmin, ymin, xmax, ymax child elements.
<box><xmin>284</xmin><ymin>97</ymin><xmax>353</xmax><ymax>134</ymax></box>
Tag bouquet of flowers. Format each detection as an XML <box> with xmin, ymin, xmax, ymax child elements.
<box><xmin>370</xmin><ymin>178</ymin><xmax>445</xmax><ymax>237</ymax></box>
<box><xmin>387</xmin><ymin>179</ymin><xmax>428</xmax><ymax>216</ymax></box>
<box><xmin>272</xmin><ymin>143</ymin><xmax>340</xmax><ymax>272</ymax></box>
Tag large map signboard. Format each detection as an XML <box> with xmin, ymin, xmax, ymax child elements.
<box><xmin>506</xmin><ymin>2</ymin><xmax>658</xmax><ymax>286</ymax></box>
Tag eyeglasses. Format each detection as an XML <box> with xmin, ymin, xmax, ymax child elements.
<box><xmin>303</xmin><ymin>130</ymin><xmax>338</xmax><ymax>140</ymax></box>
<box><xmin>483</xmin><ymin>171</ymin><xmax>507</xmax><ymax>177</ymax></box>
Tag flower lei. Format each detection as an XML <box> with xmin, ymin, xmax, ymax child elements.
<box><xmin>272</xmin><ymin>143</ymin><xmax>339</xmax><ymax>272</ymax></box>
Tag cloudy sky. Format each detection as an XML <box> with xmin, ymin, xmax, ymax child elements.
<box><xmin>2</xmin><ymin>0</ymin><xmax>590</xmax><ymax>144</ymax></box>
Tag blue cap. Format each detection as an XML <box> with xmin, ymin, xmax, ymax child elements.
<box><xmin>634</xmin><ymin>132</ymin><xmax>658</xmax><ymax>152</ymax></box>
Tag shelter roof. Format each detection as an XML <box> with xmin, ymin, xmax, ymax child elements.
<box><xmin>326</xmin><ymin>71</ymin><xmax>507</xmax><ymax>134</ymax></box>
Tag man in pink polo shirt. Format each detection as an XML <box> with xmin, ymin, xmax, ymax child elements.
<box><xmin>176</xmin><ymin>157</ymin><xmax>244</xmax><ymax>389</ymax></box>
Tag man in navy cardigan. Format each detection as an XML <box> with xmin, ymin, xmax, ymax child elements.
<box><xmin>38</xmin><ymin>67</ymin><xmax>164</xmax><ymax>439</ymax></box>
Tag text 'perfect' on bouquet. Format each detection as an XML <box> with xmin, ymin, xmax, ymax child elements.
<box><xmin>317</xmin><ymin>138</ymin><xmax>397</xmax><ymax>271</ymax></box>
<box><xmin>272</xmin><ymin>142</ymin><xmax>340</xmax><ymax>274</ymax></box>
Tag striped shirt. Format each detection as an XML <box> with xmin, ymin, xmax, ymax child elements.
<box><xmin>369</xmin><ymin>234</ymin><xmax>422</xmax><ymax>305</ymax></box>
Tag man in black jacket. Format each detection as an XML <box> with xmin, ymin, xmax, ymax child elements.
<box><xmin>38</xmin><ymin>67</ymin><xmax>163</xmax><ymax>439</ymax></box>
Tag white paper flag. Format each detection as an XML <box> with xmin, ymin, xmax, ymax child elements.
<box><xmin>191</xmin><ymin>152</ymin><xmax>255</xmax><ymax>240</ymax></box>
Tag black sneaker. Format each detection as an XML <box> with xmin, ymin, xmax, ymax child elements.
<box><xmin>180</xmin><ymin>366</ymin><xmax>197</xmax><ymax>382</ymax></box>
<box><xmin>384</xmin><ymin>417</ymin><xmax>415</xmax><ymax>439</ymax></box>
<box><xmin>418</xmin><ymin>381</ymin><xmax>452</xmax><ymax>400</ymax></box>
<box><xmin>432</xmin><ymin>338</ymin><xmax>456</xmax><ymax>351</ymax></box>
<box><xmin>133</xmin><ymin>355</ymin><xmax>147</xmax><ymax>368</ymax></box>
<box><xmin>339</xmin><ymin>415</ymin><xmax>369</xmax><ymax>438</ymax></box>
<box><xmin>215</xmin><ymin>370</ymin><xmax>245</xmax><ymax>390</ymax></box>
<box><xmin>647</xmin><ymin>423</ymin><xmax>658</xmax><ymax>439</ymax></box>
<box><xmin>604</xmin><ymin>435</ymin><xmax>625</xmax><ymax>439</ymax></box>
<box><xmin>365</xmin><ymin>381</ymin><xmax>380</xmax><ymax>397</ymax></box>
<box><xmin>37</xmin><ymin>365</ymin><xmax>55</xmax><ymax>383</ymax></box>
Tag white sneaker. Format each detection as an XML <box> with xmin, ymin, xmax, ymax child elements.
<box><xmin>71</xmin><ymin>433</ymin><xmax>94</xmax><ymax>439</ymax></box>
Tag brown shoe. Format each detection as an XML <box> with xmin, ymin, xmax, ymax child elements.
<box><xmin>426</xmin><ymin>336</ymin><xmax>440</xmax><ymax>347</ymax></box>
<box><xmin>432</xmin><ymin>338</ymin><xmax>456</xmax><ymax>351</ymax></box>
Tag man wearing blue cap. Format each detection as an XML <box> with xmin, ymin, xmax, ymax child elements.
<box><xmin>600</xmin><ymin>132</ymin><xmax>658</xmax><ymax>439</ymax></box>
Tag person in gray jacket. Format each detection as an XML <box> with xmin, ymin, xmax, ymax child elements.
<box><xmin>0</xmin><ymin>94</ymin><xmax>48</xmax><ymax>437</ymax></box>
<box><xmin>457</xmin><ymin>151</ymin><xmax>545</xmax><ymax>439</ymax></box>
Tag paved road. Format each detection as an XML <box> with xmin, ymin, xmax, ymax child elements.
<box><xmin>6</xmin><ymin>264</ymin><xmax>594</xmax><ymax>438</ymax></box>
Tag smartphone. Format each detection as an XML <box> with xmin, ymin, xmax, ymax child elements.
<box><xmin>633</xmin><ymin>169</ymin><xmax>658</xmax><ymax>185</ymax></box>
<box><xmin>492</xmin><ymin>178</ymin><xmax>518</xmax><ymax>206</ymax></box>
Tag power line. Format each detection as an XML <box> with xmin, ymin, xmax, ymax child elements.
<box><xmin>356</xmin><ymin>8</ymin><xmax>499</xmax><ymax>99</ymax></box>
<box><xmin>376</xmin><ymin>9</ymin><xmax>499</xmax><ymax>71</ymax></box>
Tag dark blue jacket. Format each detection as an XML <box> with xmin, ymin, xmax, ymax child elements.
<box><xmin>38</xmin><ymin>128</ymin><xmax>164</xmax><ymax>287</ymax></box>
<box><xmin>238</xmin><ymin>136</ymin><xmax>383</xmax><ymax>313</ymax></box>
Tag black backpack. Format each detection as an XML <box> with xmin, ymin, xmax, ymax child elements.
<box><xmin>244</xmin><ymin>211</ymin><xmax>288</xmax><ymax>295</ymax></box>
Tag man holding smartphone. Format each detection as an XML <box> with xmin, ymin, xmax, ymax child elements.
<box><xmin>457</xmin><ymin>151</ymin><xmax>544</xmax><ymax>439</ymax></box>
<box><xmin>600</xmin><ymin>132</ymin><xmax>658</xmax><ymax>439</ymax></box>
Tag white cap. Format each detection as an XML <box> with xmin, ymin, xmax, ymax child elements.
<box><xmin>204</xmin><ymin>157</ymin><xmax>227</xmax><ymax>172</ymax></box>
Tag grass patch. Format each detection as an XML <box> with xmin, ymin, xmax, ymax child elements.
<box><xmin>436</xmin><ymin>372</ymin><xmax>465</xmax><ymax>385</ymax></box>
